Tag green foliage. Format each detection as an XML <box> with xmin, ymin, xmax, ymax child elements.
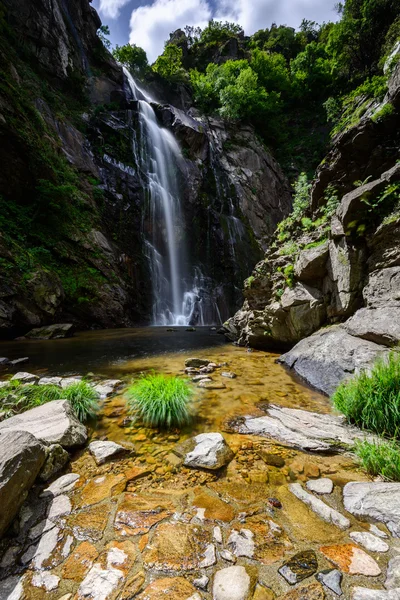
<box><xmin>63</xmin><ymin>382</ymin><xmax>100</xmax><ymax>422</ymax></box>
<box><xmin>112</xmin><ymin>44</ymin><xmax>149</xmax><ymax>75</ymax></box>
<box><xmin>291</xmin><ymin>42</ymin><xmax>334</xmax><ymax>98</ymax></box>
<box><xmin>333</xmin><ymin>351</ymin><xmax>400</xmax><ymax>438</ymax></box>
<box><xmin>0</xmin><ymin>381</ymin><xmax>99</xmax><ymax>422</ymax></box>
<box><xmin>199</xmin><ymin>20</ymin><xmax>243</xmax><ymax>45</ymax></box>
<box><xmin>97</xmin><ymin>25</ymin><xmax>111</xmax><ymax>50</ymax></box>
<box><xmin>153</xmin><ymin>44</ymin><xmax>185</xmax><ymax>80</ymax></box>
<box><xmin>127</xmin><ymin>374</ymin><xmax>193</xmax><ymax>429</ymax></box>
<box><xmin>276</xmin><ymin>173</ymin><xmax>312</xmax><ymax>241</ymax></box>
<box><xmin>371</xmin><ymin>102</ymin><xmax>395</xmax><ymax>122</ymax></box>
<box><xmin>355</xmin><ymin>439</ymin><xmax>400</xmax><ymax>481</ymax></box>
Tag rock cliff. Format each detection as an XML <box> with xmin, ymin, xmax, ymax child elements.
<box><xmin>0</xmin><ymin>0</ymin><xmax>291</xmax><ymax>335</ymax></box>
<box><xmin>227</xmin><ymin>60</ymin><xmax>400</xmax><ymax>394</ymax></box>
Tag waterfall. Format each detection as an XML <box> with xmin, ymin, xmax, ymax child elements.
<box><xmin>124</xmin><ymin>69</ymin><xmax>223</xmax><ymax>326</ymax></box>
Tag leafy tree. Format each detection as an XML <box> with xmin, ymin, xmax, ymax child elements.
<box><xmin>199</xmin><ymin>20</ymin><xmax>244</xmax><ymax>45</ymax></box>
<box><xmin>250</xmin><ymin>49</ymin><xmax>291</xmax><ymax>93</ymax></box>
<box><xmin>153</xmin><ymin>44</ymin><xmax>185</xmax><ymax>80</ymax></box>
<box><xmin>112</xmin><ymin>44</ymin><xmax>149</xmax><ymax>74</ymax></box>
<box><xmin>97</xmin><ymin>25</ymin><xmax>111</xmax><ymax>50</ymax></box>
<box><xmin>291</xmin><ymin>42</ymin><xmax>334</xmax><ymax>97</ymax></box>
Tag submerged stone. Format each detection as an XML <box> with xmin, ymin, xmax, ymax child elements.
<box><xmin>316</xmin><ymin>569</ymin><xmax>343</xmax><ymax>596</ymax></box>
<box><xmin>213</xmin><ymin>566</ymin><xmax>255</xmax><ymax>600</ymax></box>
<box><xmin>278</xmin><ymin>550</ymin><xmax>318</xmax><ymax>585</ymax></box>
<box><xmin>289</xmin><ymin>484</ymin><xmax>350</xmax><ymax>530</ymax></box>
<box><xmin>320</xmin><ymin>544</ymin><xmax>381</xmax><ymax>576</ymax></box>
<box><xmin>350</xmin><ymin>531</ymin><xmax>389</xmax><ymax>552</ymax></box>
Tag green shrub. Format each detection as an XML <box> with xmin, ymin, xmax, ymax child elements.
<box><xmin>0</xmin><ymin>380</ymin><xmax>99</xmax><ymax>422</ymax></box>
<box><xmin>355</xmin><ymin>439</ymin><xmax>400</xmax><ymax>481</ymax></box>
<box><xmin>332</xmin><ymin>351</ymin><xmax>400</xmax><ymax>437</ymax></box>
<box><xmin>63</xmin><ymin>382</ymin><xmax>100</xmax><ymax>422</ymax></box>
<box><xmin>127</xmin><ymin>374</ymin><xmax>193</xmax><ymax>428</ymax></box>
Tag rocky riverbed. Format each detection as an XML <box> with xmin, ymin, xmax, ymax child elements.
<box><xmin>0</xmin><ymin>335</ymin><xmax>399</xmax><ymax>600</ymax></box>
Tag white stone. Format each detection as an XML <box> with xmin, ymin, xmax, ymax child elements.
<box><xmin>213</xmin><ymin>566</ymin><xmax>251</xmax><ymax>600</ymax></box>
<box><xmin>0</xmin><ymin>400</ymin><xmax>87</xmax><ymax>448</ymax></box>
<box><xmin>184</xmin><ymin>433</ymin><xmax>233</xmax><ymax>470</ymax></box>
<box><xmin>22</xmin><ymin>527</ymin><xmax>60</xmax><ymax>570</ymax></box>
<box><xmin>88</xmin><ymin>440</ymin><xmax>125</xmax><ymax>465</ymax></box>
<box><xmin>47</xmin><ymin>495</ymin><xmax>72</xmax><ymax>520</ymax></box>
<box><xmin>350</xmin><ymin>531</ymin><xmax>389</xmax><ymax>553</ymax></box>
<box><xmin>0</xmin><ymin>576</ymin><xmax>25</xmax><ymax>600</ymax></box>
<box><xmin>220</xmin><ymin>549</ymin><xmax>236</xmax><ymax>562</ymax></box>
<box><xmin>306</xmin><ymin>478</ymin><xmax>334</xmax><ymax>494</ymax></box>
<box><xmin>386</xmin><ymin>556</ymin><xmax>400</xmax><ymax>590</ymax></box>
<box><xmin>41</xmin><ymin>473</ymin><xmax>80</xmax><ymax>497</ymax></box>
<box><xmin>38</xmin><ymin>377</ymin><xmax>62</xmax><ymax>386</ymax></box>
<box><xmin>290</xmin><ymin>483</ymin><xmax>350</xmax><ymax>529</ymax></box>
<box><xmin>352</xmin><ymin>588</ymin><xmax>400</xmax><ymax>599</ymax></box>
<box><xmin>344</xmin><ymin>482</ymin><xmax>400</xmax><ymax>536</ymax></box>
<box><xmin>194</xmin><ymin>575</ymin><xmax>209</xmax><ymax>590</ymax></box>
<box><xmin>77</xmin><ymin>562</ymin><xmax>124</xmax><ymax>600</ymax></box>
<box><xmin>62</xmin><ymin>535</ymin><xmax>74</xmax><ymax>558</ymax></box>
<box><xmin>200</xmin><ymin>543</ymin><xmax>216</xmax><ymax>568</ymax></box>
<box><xmin>10</xmin><ymin>372</ymin><xmax>38</xmax><ymax>384</ymax></box>
<box><xmin>370</xmin><ymin>524</ymin><xmax>388</xmax><ymax>538</ymax></box>
<box><xmin>213</xmin><ymin>526</ymin><xmax>223</xmax><ymax>544</ymax></box>
<box><xmin>93</xmin><ymin>380</ymin><xmax>122</xmax><ymax>399</ymax></box>
<box><xmin>29</xmin><ymin>518</ymin><xmax>56</xmax><ymax>541</ymax></box>
<box><xmin>31</xmin><ymin>572</ymin><xmax>60</xmax><ymax>591</ymax></box>
<box><xmin>227</xmin><ymin>529</ymin><xmax>255</xmax><ymax>558</ymax></box>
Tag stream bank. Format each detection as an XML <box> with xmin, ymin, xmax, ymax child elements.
<box><xmin>0</xmin><ymin>329</ymin><xmax>399</xmax><ymax>599</ymax></box>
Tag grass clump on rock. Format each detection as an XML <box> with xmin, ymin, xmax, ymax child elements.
<box><xmin>127</xmin><ymin>374</ymin><xmax>193</xmax><ymax>429</ymax></box>
<box><xmin>355</xmin><ymin>439</ymin><xmax>400</xmax><ymax>481</ymax></box>
<box><xmin>0</xmin><ymin>380</ymin><xmax>99</xmax><ymax>423</ymax></box>
<box><xmin>332</xmin><ymin>351</ymin><xmax>400</xmax><ymax>438</ymax></box>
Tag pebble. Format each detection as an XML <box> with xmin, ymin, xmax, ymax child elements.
<box><xmin>213</xmin><ymin>526</ymin><xmax>223</xmax><ymax>544</ymax></box>
<box><xmin>306</xmin><ymin>478</ymin><xmax>334</xmax><ymax>495</ymax></box>
<box><xmin>316</xmin><ymin>569</ymin><xmax>343</xmax><ymax>596</ymax></box>
<box><xmin>221</xmin><ymin>371</ymin><xmax>237</xmax><ymax>379</ymax></box>
<box><xmin>350</xmin><ymin>531</ymin><xmax>389</xmax><ymax>553</ymax></box>
<box><xmin>268</xmin><ymin>497</ymin><xmax>282</xmax><ymax>509</ymax></box>
<box><xmin>290</xmin><ymin>483</ymin><xmax>350</xmax><ymax>530</ymax></box>
<box><xmin>193</xmin><ymin>575</ymin><xmax>209</xmax><ymax>590</ymax></box>
<box><xmin>228</xmin><ymin>529</ymin><xmax>255</xmax><ymax>559</ymax></box>
<box><xmin>213</xmin><ymin>566</ymin><xmax>251</xmax><ymax>600</ymax></box>
<box><xmin>31</xmin><ymin>572</ymin><xmax>60</xmax><ymax>591</ymax></box>
<box><xmin>278</xmin><ymin>550</ymin><xmax>318</xmax><ymax>585</ymax></box>
<box><xmin>220</xmin><ymin>549</ymin><xmax>236</xmax><ymax>562</ymax></box>
<box><xmin>320</xmin><ymin>544</ymin><xmax>381</xmax><ymax>577</ymax></box>
<box><xmin>370</xmin><ymin>524</ymin><xmax>388</xmax><ymax>538</ymax></box>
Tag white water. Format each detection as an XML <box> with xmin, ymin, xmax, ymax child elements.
<box><xmin>124</xmin><ymin>70</ymin><xmax>221</xmax><ymax>326</ymax></box>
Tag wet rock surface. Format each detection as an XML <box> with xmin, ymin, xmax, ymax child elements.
<box><xmin>182</xmin><ymin>433</ymin><xmax>234</xmax><ymax>470</ymax></box>
<box><xmin>278</xmin><ymin>550</ymin><xmax>318</xmax><ymax>585</ymax></box>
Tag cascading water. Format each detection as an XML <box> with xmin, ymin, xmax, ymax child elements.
<box><xmin>124</xmin><ymin>69</ymin><xmax>222</xmax><ymax>326</ymax></box>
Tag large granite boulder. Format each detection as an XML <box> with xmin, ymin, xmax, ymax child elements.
<box><xmin>232</xmin><ymin>404</ymin><xmax>376</xmax><ymax>452</ymax></box>
<box><xmin>279</xmin><ymin>326</ymin><xmax>388</xmax><ymax>395</ymax></box>
<box><xmin>345</xmin><ymin>306</ymin><xmax>400</xmax><ymax>346</ymax></box>
<box><xmin>0</xmin><ymin>431</ymin><xmax>46</xmax><ymax>537</ymax></box>
<box><xmin>0</xmin><ymin>400</ymin><xmax>87</xmax><ymax>448</ymax></box>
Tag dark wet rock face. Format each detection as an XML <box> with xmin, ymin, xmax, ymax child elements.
<box><xmin>227</xmin><ymin>61</ymin><xmax>400</xmax><ymax>394</ymax></box>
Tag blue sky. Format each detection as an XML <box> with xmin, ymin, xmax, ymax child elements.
<box><xmin>93</xmin><ymin>0</ymin><xmax>339</xmax><ymax>63</ymax></box>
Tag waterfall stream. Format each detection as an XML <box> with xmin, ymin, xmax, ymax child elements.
<box><xmin>124</xmin><ymin>70</ymin><xmax>217</xmax><ymax>326</ymax></box>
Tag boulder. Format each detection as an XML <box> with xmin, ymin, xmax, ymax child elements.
<box><xmin>185</xmin><ymin>358</ymin><xmax>211</xmax><ymax>368</ymax></box>
<box><xmin>233</xmin><ymin>404</ymin><xmax>376</xmax><ymax>452</ymax></box>
<box><xmin>363</xmin><ymin>267</ymin><xmax>400</xmax><ymax>306</ymax></box>
<box><xmin>279</xmin><ymin>326</ymin><xmax>388</xmax><ymax>395</ymax></box>
<box><xmin>345</xmin><ymin>306</ymin><xmax>400</xmax><ymax>346</ymax></box>
<box><xmin>343</xmin><ymin>482</ymin><xmax>400</xmax><ymax>537</ymax></box>
<box><xmin>22</xmin><ymin>323</ymin><xmax>74</xmax><ymax>340</ymax></box>
<box><xmin>182</xmin><ymin>433</ymin><xmax>234</xmax><ymax>470</ymax></box>
<box><xmin>0</xmin><ymin>400</ymin><xmax>87</xmax><ymax>448</ymax></box>
<box><xmin>0</xmin><ymin>431</ymin><xmax>46</xmax><ymax>537</ymax></box>
<box><xmin>88</xmin><ymin>440</ymin><xmax>126</xmax><ymax>465</ymax></box>
<box><xmin>10</xmin><ymin>372</ymin><xmax>38</xmax><ymax>384</ymax></box>
<box><xmin>294</xmin><ymin>242</ymin><xmax>329</xmax><ymax>281</ymax></box>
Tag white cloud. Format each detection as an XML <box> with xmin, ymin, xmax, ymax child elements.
<box><xmin>98</xmin><ymin>0</ymin><xmax>131</xmax><ymax>19</ymax></box>
<box><xmin>129</xmin><ymin>0</ymin><xmax>212</xmax><ymax>63</ymax></box>
<box><xmin>128</xmin><ymin>0</ymin><xmax>338</xmax><ymax>63</ymax></box>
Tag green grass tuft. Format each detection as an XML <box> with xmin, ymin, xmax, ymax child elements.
<box><xmin>63</xmin><ymin>381</ymin><xmax>100</xmax><ymax>422</ymax></box>
<box><xmin>127</xmin><ymin>374</ymin><xmax>193</xmax><ymax>429</ymax></box>
<box><xmin>0</xmin><ymin>380</ymin><xmax>99</xmax><ymax>422</ymax></box>
<box><xmin>355</xmin><ymin>439</ymin><xmax>400</xmax><ymax>481</ymax></box>
<box><xmin>332</xmin><ymin>351</ymin><xmax>400</xmax><ymax>438</ymax></box>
